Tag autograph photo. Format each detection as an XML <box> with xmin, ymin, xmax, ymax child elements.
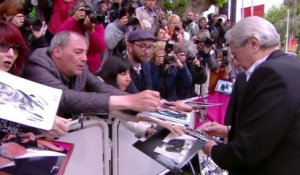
<box><xmin>0</xmin><ymin>71</ymin><xmax>62</xmax><ymax>130</ymax></box>
<box><xmin>154</xmin><ymin>133</ymin><xmax>196</xmax><ymax>164</ymax></box>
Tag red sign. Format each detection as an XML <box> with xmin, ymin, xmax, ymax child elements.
<box><xmin>242</xmin><ymin>4</ymin><xmax>265</xmax><ymax>18</ymax></box>
<box><xmin>288</xmin><ymin>38</ymin><xmax>298</xmax><ymax>52</ymax></box>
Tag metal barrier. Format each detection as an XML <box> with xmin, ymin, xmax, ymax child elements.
<box><xmin>58</xmin><ymin>115</ymin><xmax>111</xmax><ymax>175</ymax></box>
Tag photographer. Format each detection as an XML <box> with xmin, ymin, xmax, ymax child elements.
<box><xmin>59</xmin><ymin>0</ymin><xmax>105</xmax><ymax>74</ymax></box>
<box><xmin>209</xmin><ymin>45</ymin><xmax>233</xmax><ymax>94</ymax></box>
<box><xmin>0</xmin><ymin>0</ymin><xmax>48</xmax><ymax>52</ymax></box>
<box><xmin>135</xmin><ymin>0</ymin><xmax>161</xmax><ymax>33</ymax></box>
<box><xmin>188</xmin><ymin>31</ymin><xmax>217</xmax><ymax>96</ymax></box>
<box><xmin>182</xmin><ymin>11</ymin><xmax>199</xmax><ymax>38</ymax></box>
<box><xmin>150</xmin><ymin>41</ymin><xmax>192</xmax><ymax>101</ymax></box>
<box><xmin>167</xmin><ymin>14</ymin><xmax>186</xmax><ymax>43</ymax></box>
<box><xmin>103</xmin><ymin>7</ymin><xmax>132</xmax><ymax>64</ymax></box>
<box><xmin>211</xmin><ymin>15</ymin><xmax>226</xmax><ymax>49</ymax></box>
<box><xmin>154</xmin><ymin>26</ymin><xmax>170</xmax><ymax>42</ymax></box>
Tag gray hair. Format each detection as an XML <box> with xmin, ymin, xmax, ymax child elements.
<box><xmin>225</xmin><ymin>16</ymin><xmax>280</xmax><ymax>48</ymax></box>
<box><xmin>49</xmin><ymin>31</ymin><xmax>89</xmax><ymax>53</ymax></box>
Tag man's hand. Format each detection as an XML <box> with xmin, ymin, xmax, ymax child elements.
<box><xmin>9</xmin><ymin>14</ymin><xmax>25</xmax><ymax>27</ymax></box>
<box><xmin>126</xmin><ymin>90</ymin><xmax>160</xmax><ymax>112</ymax></box>
<box><xmin>31</xmin><ymin>22</ymin><xmax>47</xmax><ymax>39</ymax></box>
<box><xmin>170</xmin><ymin>100</ymin><xmax>193</xmax><ymax>112</ymax></box>
<box><xmin>84</xmin><ymin>16</ymin><xmax>95</xmax><ymax>34</ymax></box>
<box><xmin>196</xmin><ymin>121</ymin><xmax>228</xmax><ymax>138</ymax></box>
<box><xmin>139</xmin><ymin>113</ymin><xmax>185</xmax><ymax>136</ymax></box>
<box><xmin>110</xmin><ymin>90</ymin><xmax>160</xmax><ymax>112</ymax></box>
<box><xmin>42</xmin><ymin>116</ymin><xmax>71</xmax><ymax>138</ymax></box>
<box><xmin>202</xmin><ymin>140</ymin><xmax>217</xmax><ymax>156</ymax></box>
<box><xmin>155</xmin><ymin>119</ymin><xmax>185</xmax><ymax>136</ymax></box>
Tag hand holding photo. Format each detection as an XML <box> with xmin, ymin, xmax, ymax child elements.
<box><xmin>215</xmin><ymin>79</ymin><xmax>233</xmax><ymax>94</ymax></box>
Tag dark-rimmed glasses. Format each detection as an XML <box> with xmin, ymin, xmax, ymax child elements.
<box><xmin>134</xmin><ymin>43</ymin><xmax>154</xmax><ymax>52</ymax></box>
<box><xmin>0</xmin><ymin>43</ymin><xmax>22</xmax><ymax>54</ymax></box>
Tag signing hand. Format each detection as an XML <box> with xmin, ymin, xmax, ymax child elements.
<box><xmin>197</xmin><ymin>121</ymin><xmax>228</xmax><ymax>138</ymax></box>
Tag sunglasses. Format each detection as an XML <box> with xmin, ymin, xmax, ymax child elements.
<box><xmin>0</xmin><ymin>43</ymin><xmax>22</xmax><ymax>54</ymax></box>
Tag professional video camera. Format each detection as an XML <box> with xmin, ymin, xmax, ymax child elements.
<box><xmin>23</xmin><ymin>0</ymin><xmax>43</xmax><ymax>31</ymax></box>
<box><xmin>220</xmin><ymin>45</ymin><xmax>229</xmax><ymax>68</ymax></box>
<box><xmin>194</xmin><ymin>37</ymin><xmax>214</xmax><ymax>47</ymax></box>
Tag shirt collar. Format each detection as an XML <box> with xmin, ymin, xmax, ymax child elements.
<box><xmin>133</xmin><ymin>64</ymin><xmax>142</xmax><ymax>74</ymax></box>
<box><xmin>245</xmin><ymin>56</ymin><xmax>268</xmax><ymax>81</ymax></box>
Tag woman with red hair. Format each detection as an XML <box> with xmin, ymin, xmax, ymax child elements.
<box><xmin>0</xmin><ymin>21</ymin><xmax>29</xmax><ymax>75</ymax></box>
<box><xmin>0</xmin><ymin>21</ymin><xmax>70</xmax><ymax>143</ymax></box>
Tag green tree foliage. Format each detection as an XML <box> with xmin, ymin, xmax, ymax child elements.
<box><xmin>266</xmin><ymin>3</ymin><xmax>300</xmax><ymax>58</ymax></box>
<box><xmin>161</xmin><ymin>0</ymin><xmax>227</xmax><ymax>17</ymax></box>
<box><xmin>213</xmin><ymin>0</ymin><xmax>228</xmax><ymax>7</ymax></box>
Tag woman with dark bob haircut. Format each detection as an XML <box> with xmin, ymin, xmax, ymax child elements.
<box><xmin>98</xmin><ymin>55</ymin><xmax>132</xmax><ymax>90</ymax></box>
<box><xmin>0</xmin><ymin>21</ymin><xmax>29</xmax><ymax>75</ymax></box>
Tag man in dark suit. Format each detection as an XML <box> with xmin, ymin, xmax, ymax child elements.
<box><xmin>199</xmin><ymin>16</ymin><xmax>300</xmax><ymax>175</ymax></box>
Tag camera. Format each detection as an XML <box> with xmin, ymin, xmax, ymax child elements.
<box><xmin>170</xmin><ymin>26</ymin><xmax>180</xmax><ymax>42</ymax></box>
<box><xmin>163</xmin><ymin>55</ymin><xmax>176</xmax><ymax>64</ymax></box>
<box><xmin>220</xmin><ymin>46</ymin><xmax>229</xmax><ymax>68</ymax></box>
<box><xmin>106</xmin><ymin>2</ymin><xmax>120</xmax><ymax>22</ymax></box>
<box><xmin>22</xmin><ymin>0</ymin><xmax>43</xmax><ymax>31</ymax></box>
<box><xmin>80</xmin><ymin>5</ymin><xmax>105</xmax><ymax>24</ymax></box>
<box><xmin>186</xmin><ymin>51</ymin><xmax>195</xmax><ymax>61</ymax></box>
<box><xmin>127</xmin><ymin>17</ymin><xmax>140</xmax><ymax>26</ymax></box>
<box><xmin>24</xmin><ymin>17</ymin><xmax>43</xmax><ymax>31</ymax></box>
<box><xmin>194</xmin><ymin>37</ymin><xmax>214</xmax><ymax>47</ymax></box>
<box><xmin>165</xmin><ymin>39</ymin><xmax>176</xmax><ymax>54</ymax></box>
<box><xmin>89</xmin><ymin>13</ymin><xmax>105</xmax><ymax>24</ymax></box>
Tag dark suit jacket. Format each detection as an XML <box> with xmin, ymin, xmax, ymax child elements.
<box><xmin>126</xmin><ymin>61</ymin><xmax>153</xmax><ymax>93</ymax></box>
<box><xmin>211</xmin><ymin>50</ymin><xmax>300</xmax><ymax>175</ymax></box>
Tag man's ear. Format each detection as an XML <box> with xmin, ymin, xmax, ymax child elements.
<box><xmin>247</xmin><ymin>37</ymin><xmax>261</xmax><ymax>53</ymax></box>
<box><xmin>127</xmin><ymin>43</ymin><xmax>133</xmax><ymax>53</ymax></box>
<box><xmin>52</xmin><ymin>46</ymin><xmax>62</xmax><ymax>59</ymax></box>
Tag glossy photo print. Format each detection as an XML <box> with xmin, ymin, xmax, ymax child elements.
<box><xmin>0</xmin><ymin>71</ymin><xmax>62</xmax><ymax>130</ymax></box>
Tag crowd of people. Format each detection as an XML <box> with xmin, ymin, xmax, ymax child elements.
<box><xmin>0</xmin><ymin>0</ymin><xmax>300</xmax><ymax>174</ymax></box>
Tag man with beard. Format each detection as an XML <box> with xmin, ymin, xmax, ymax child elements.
<box><xmin>182</xmin><ymin>11</ymin><xmax>199</xmax><ymax>39</ymax></box>
<box><xmin>125</xmin><ymin>29</ymin><xmax>156</xmax><ymax>93</ymax></box>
